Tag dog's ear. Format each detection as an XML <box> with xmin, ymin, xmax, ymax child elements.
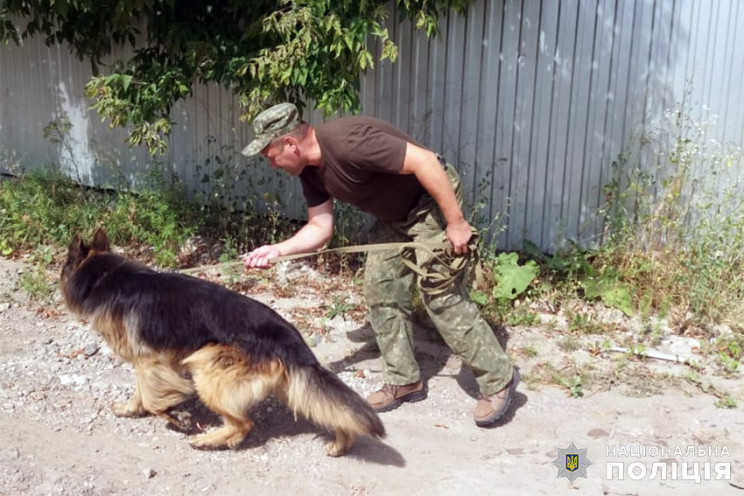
<box><xmin>67</xmin><ymin>234</ymin><xmax>89</xmax><ymax>263</ymax></box>
<box><xmin>90</xmin><ymin>228</ymin><xmax>110</xmax><ymax>253</ymax></box>
<box><xmin>61</xmin><ymin>234</ymin><xmax>89</xmax><ymax>283</ymax></box>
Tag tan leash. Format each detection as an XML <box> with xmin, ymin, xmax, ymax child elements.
<box><xmin>179</xmin><ymin>235</ymin><xmax>484</xmax><ymax>296</ymax></box>
<box><xmin>178</xmin><ymin>240</ymin><xmax>451</xmax><ymax>273</ymax></box>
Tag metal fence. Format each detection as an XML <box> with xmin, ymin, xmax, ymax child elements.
<box><xmin>1</xmin><ymin>0</ymin><xmax>743</xmax><ymax>251</ymax></box>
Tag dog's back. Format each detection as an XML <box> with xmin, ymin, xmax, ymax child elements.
<box><xmin>61</xmin><ymin>229</ymin><xmax>384</xmax><ymax>456</ymax></box>
<box><xmin>64</xmin><ymin>250</ymin><xmax>319</xmax><ymax>367</ymax></box>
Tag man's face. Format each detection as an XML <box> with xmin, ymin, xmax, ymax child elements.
<box><xmin>261</xmin><ymin>137</ymin><xmax>304</xmax><ymax>176</ymax></box>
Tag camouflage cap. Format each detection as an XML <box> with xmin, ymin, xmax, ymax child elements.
<box><xmin>241</xmin><ymin>102</ymin><xmax>300</xmax><ymax>157</ymax></box>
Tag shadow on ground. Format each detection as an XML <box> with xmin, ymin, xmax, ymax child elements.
<box><xmin>166</xmin><ymin>394</ymin><xmax>404</xmax><ymax>466</ymax></box>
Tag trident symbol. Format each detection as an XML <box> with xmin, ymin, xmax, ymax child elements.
<box><xmin>566</xmin><ymin>454</ymin><xmax>579</xmax><ymax>472</ymax></box>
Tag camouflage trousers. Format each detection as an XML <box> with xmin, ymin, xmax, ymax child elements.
<box><xmin>363</xmin><ymin>164</ymin><xmax>513</xmax><ymax>396</ymax></box>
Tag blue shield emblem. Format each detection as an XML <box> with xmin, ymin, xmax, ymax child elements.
<box><xmin>566</xmin><ymin>454</ymin><xmax>579</xmax><ymax>472</ymax></box>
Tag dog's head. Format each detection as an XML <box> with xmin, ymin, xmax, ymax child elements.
<box><xmin>61</xmin><ymin>228</ymin><xmax>111</xmax><ymax>284</ymax></box>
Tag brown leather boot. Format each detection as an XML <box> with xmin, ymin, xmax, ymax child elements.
<box><xmin>367</xmin><ymin>380</ymin><xmax>427</xmax><ymax>412</ymax></box>
<box><xmin>474</xmin><ymin>368</ymin><xmax>520</xmax><ymax>427</ymax></box>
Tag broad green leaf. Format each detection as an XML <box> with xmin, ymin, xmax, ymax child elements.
<box><xmin>491</xmin><ymin>252</ymin><xmax>539</xmax><ymax>300</ymax></box>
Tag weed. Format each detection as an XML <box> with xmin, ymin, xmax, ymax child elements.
<box><xmin>213</xmin><ymin>237</ymin><xmax>245</xmax><ymax>286</ymax></box>
<box><xmin>19</xmin><ymin>264</ymin><xmax>55</xmax><ymax>302</ymax></box>
<box><xmin>571</xmin><ymin>378</ymin><xmax>584</xmax><ymax>398</ymax></box>
<box><xmin>715</xmin><ymin>354</ymin><xmax>740</xmax><ymax>377</ymax></box>
<box><xmin>0</xmin><ymin>167</ymin><xmax>200</xmax><ymax>267</ymax></box>
<box><xmin>632</xmin><ymin>343</ymin><xmax>648</xmax><ymax>360</ymax></box>
<box><xmin>505</xmin><ymin>306</ymin><xmax>540</xmax><ymax>327</ymax></box>
<box><xmin>0</xmin><ymin>239</ymin><xmax>12</xmax><ymax>257</ymax></box>
<box><xmin>517</xmin><ymin>94</ymin><xmax>744</xmax><ymax>337</ymax></box>
<box><xmin>469</xmin><ymin>289</ymin><xmax>489</xmax><ymax>307</ymax></box>
<box><xmin>641</xmin><ymin>321</ymin><xmax>665</xmax><ymax>346</ymax></box>
<box><xmin>518</xmin><ymin>345</ymin><xmax>539</xmax><ymax>358</ymax></box>
<box><xmin>557</xmin><ymin>335</ymin><xmax>581</xmax><ymax>352</ymax></box>
<box><xmin>519</xmin><ymin>373</ymin><xmax>541</xmax><ymax>391</ymax></box>
<box><xmin>595</xmin><ymin>97</ymin><xmax>744</xmax><ymax>330</ymax></box>
<box><xmin>714</xmin><ymin>396</ymin><xmax>737</xmax><ymax>409</ymax></box>
<box><xmin>717</xmin><ymin>335</ymin><xmax>744</xmax><ymax>360</ymax></box>
<box><xmin>44</xmin><ymin>115</ymin><xmax>83</xmax><ymax>184</ymax></box>
<box><xmin>587</xmin><ymin>339</ymin><xmax>613</xmax><ymax>355</ymax></box>
<box><xmin>323</xmin><ymin>299</ymin><xmax>357</xmax><ymax>320</ymax></box>
<box><xmin>481</xmin><ymin>298</ymin><xmax>539</xmax><ymax>327</ymax></box>
<box><xmin>567</xmin><ymin>312</ymin><xmax>604</xmax><ymax>335</ymax></box>
<box><xmin>218</xmin><ymin>237</ymin><xmax>241</xmax><ymax>264</ymax></box>
<box><xmin>552</xmin><ymin>372</ymin><xmax>584</xmax><ymax>397</ymax></box>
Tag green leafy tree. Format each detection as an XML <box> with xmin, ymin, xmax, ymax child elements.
<box><xmin>1</xmin><ymin>0</ymin><xmax>474</xmax><ymax>153</ymax></box>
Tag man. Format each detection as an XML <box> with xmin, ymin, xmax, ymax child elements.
<box><xmin>242</xmin><ymin>102</ymin><xmax>519</xmax><ymax>427</ymax></box>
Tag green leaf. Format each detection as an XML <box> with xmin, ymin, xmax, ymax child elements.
<box><xmin>491</xmin><ymin>252</ymin><xmax>540</xmax><ymax>300</ymax></box>
<box><xmin>470</xmin><ymin>289</ymin><xmax>489</xmax><ymax>306</ymax></box>
<box><xmin>581</xmin><ymin>274</ymin><xmax>634</xmax><ymax>316</ymax></box>
<box><xmin>121</xmin><ymin>74</ymin><xmax>133</xmax><ymax>91</ymax></box>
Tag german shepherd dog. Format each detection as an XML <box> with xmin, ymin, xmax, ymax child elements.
<box><xmin>60</xmin><ymin>229</ymin><xmax>384</xmax><ymax>456</ymax></box>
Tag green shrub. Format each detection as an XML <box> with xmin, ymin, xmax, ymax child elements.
<box><xmin>0</xmin><ymin>167</ymin><xmax>198</xmax><ymax>267</ymax></box>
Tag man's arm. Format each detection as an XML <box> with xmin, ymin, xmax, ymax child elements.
<box><xmin>399</xmin><ymin>142</ymin><xmax>473</xmax><ymax>255</ymax></box>
<box><xmin>243</xmin><ymin>198</ymin><xmax>334</xmax><ymax>268</ymax></box>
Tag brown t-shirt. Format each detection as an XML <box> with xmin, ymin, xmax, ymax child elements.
<box><xmin>299</xmin><ymin>116</ymin><xmax>426</xmax><ymax>222</ymax></box>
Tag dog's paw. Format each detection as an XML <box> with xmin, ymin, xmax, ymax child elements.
<box><xmin>187</xmin><ymin>437</ymin><xmax>219</xmax><ymax>450</ymax></box>
<box><xmin>188</xmin><ymin>429</ymin><xmax>246</xmax><ymax>450</ymax></box>
<box><xmin>188</xmin><ymin>433</ymin><xmax>227</xmax><ymax>450</ymax></box>
<box><xmin>325</xmin><ymin>441</ymin><xmax>348</xmax><ymax>458</ymax></box>
<box><xmin>112</xmin><ymin>401</ymin><xmax>146</xmax><ymax>418</ymax></box>
<box><xmin>326</xmin><ymin>430</ymin><xmax>353</xmax><ymax>457</ymax></box>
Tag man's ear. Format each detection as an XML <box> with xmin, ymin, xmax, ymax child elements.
<box><xmin>284</xmin><ymin>136</ymin><xmax>299</xmax><ymax>154</ymax></box>
<box><xmin>90</xmin><ymin>228</ymin><xmax>110</xmax><ymax>253</ymax></box>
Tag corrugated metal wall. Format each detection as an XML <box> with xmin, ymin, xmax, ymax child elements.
<box><xmin>1</xmin><ymin>0</ymin><xmax>743</xmax><ymax>252</ymax></box>
<box><xmin>364</xmin><ymin>0</ymin><xmax>744</xmax><ymax>250</ymax></box>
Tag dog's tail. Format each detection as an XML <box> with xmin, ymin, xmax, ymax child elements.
<box><xmin>285</xmin><ymin>363</ymin><xmax>385</xmax><ymax>456</ymax></box>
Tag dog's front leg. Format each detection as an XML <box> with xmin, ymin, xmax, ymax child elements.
<box><xmin>117</xmin><ymin>356</ymin><xmax>196</xmax><ymax>430</ymax></box>
<box><xmin>112</xmin><ymin>373</ymin><xmax>147</xmax><ymax>418</ymax></box>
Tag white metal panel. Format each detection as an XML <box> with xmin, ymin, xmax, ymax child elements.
<box><xmin>510</xmin><ymin>0</ymin><xmax>542</xmax><ymax>249</ymax></box>
<box><xmin>492</xmin><ymin>0</ymin><xmax>523</xmax><ymax>248</ymax></box>
<box><xmin>546</xmin><ymin>0</ymin><xmax>582</xmax><ymax>249</ymax></box>
<box><xmin>458</xmin><ymin>0</ymin><xmax>485</xmax><ymax>203</ymax></box>
<box><xmin>7</xmin><ymin>36</ymin><xmax>153</xmax><ymax>184</ymax></box>
<box><xmin>473</xmin><ymin>0</ymin><xmax>506</xmax><ymax>234</ymax></box>
<box><xmin>533</xmin><ymin>0</ymin><xmax>563</xmax><ymax>249</ymax></box>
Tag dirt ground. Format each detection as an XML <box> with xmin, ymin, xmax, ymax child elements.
<box><xmin>1</xmin><ymin>254</ymin><xmax>743</xmax><ymax>496</ymax></box>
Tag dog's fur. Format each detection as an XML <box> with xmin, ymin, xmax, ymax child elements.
<box><xmin>60</xmin><ymin>229</ymin><xmax>384</xmax><ymax>456</ymax></box>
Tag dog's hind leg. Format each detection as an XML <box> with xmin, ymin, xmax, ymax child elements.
<box><xmin>187</xmin><ymin>412</ymin><xmax>255</xmax><ymax>450</ymax></box>
<box><xmin>327</xmin><ymin>429</ymin><xmax>355</xmax><ymax>458</ymax></box>
<box><xmin>183</xmin><ymin>344</ymin><xmax>285</xmax><ymax>450</ymax></box>
<box><xmin>113</xmin><ymin>355</ymin><xmax>195</xmax><ymax>430</ymax></box>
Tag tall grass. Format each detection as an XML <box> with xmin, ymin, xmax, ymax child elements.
<box><xmin>0</xmin><ymin>166</ymin><xmax>201</xmax><ymax>266</ymax></box>
<box><xmin>596</xmin><ymin>100</ymin><xmax>744</xmax><ymax>331</ymax></box>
